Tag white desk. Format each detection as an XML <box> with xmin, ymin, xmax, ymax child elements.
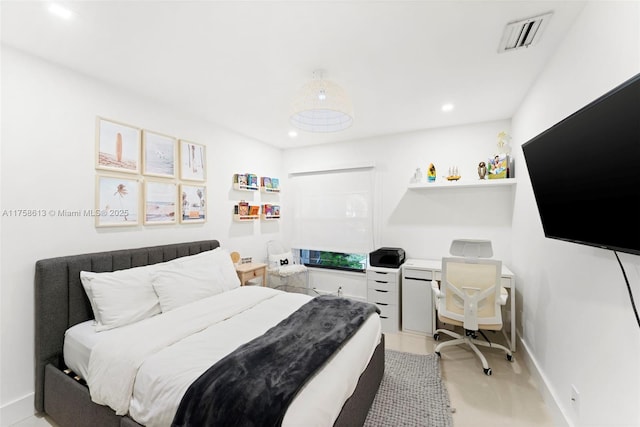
<box><xmin>402</xmin><ymin>258</ymin><xmax>516</xmax><ymax>352</ymax></box>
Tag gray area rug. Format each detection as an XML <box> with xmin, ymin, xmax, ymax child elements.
<box><xmin>364</xmin><ymin>350</ymin><xmax>454</xmax><ymax>427</ymax></box>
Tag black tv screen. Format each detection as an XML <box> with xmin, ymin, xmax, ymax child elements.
<box><xmin>522</xmin><ymin>73</ymin><xmax>640</xmax><ymax>256</ymax></box>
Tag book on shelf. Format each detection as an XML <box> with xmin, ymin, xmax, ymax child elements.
<box><xmin>238</xmin><ymin>201</ymin><xmax>249</xmax><ymax>216</ymax></box>
<box><xmin>488</xmin><ymin>153</ymin><xmax>508</xmax><ymax>179</ymax></box>
<box><xmin>249</xmin><ymin>205</ymin><xmax>260</xmax><ymax>216</ymax></box>
<box><xmin>271</xmin><ymin>205</ymin><xmax>280</xmax><ymax>216</ymax></box>
<box><xmin>262</xmin><ymin>204</ymin><xmax>272</xmax><ymax>216</ymax></box>
<box><xmin>271</xmin><ymin>178</ymin><xmax>279</xmax><ymax>190</ymax></box>
<box><xmin>235</xmin><ymin>173</ymin><xmax>248</xmax><ymax>186</ymax></box>
<box><xmin>248</xmin><ymin>174</ymin><xmax>258</xmax><ymax>188</ymax></box>
<box><xmin>261</xmin><ymin>177</ymin><xmax>272</xmax><ymax>189</ymax></box>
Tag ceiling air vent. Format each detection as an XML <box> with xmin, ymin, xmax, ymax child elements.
<box><xmin>498</xmin><ymin>11</ymin><xmax>553</xmax><ymax>53</ymax></box>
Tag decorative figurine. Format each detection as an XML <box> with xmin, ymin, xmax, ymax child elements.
<box><xmin>410</xmin><ymin>167</ymin><xmax>423</xmax><ymax>183</ymax></box>
<box><xmin>427</xmin><ymin>163</ymin><xmax>436</xmax><ymax>182</ymax></box>
<box><xmin>497</xmin><ymin>131</ymin><xmax>512</xmax><ymax>154</ymax></box>
<box><xmin>446</xmin><ymin>166</ymin><xmax>461</xmax><ymax>181</ymax></box>
<box><xmin>478</xmin><ymin>161</ymin><xmax>487</xmax><ymax>179</ymax></box>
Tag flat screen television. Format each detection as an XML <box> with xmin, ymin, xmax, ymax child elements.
<box><xmin>522</xmin><ymin>72</ymin><xmax>640</xmax><ymax>256</ymax></box>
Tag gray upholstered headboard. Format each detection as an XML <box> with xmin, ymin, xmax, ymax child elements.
<box><xmin>34</xmin><ymin>239</ymin><xmax>220</xmax><ymax>412</ymax></box>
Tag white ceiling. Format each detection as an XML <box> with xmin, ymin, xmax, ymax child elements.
<box><xmin>1</xmin><ymin>1</ymin><xmax>587</xmax><ymax>149</ymax></box>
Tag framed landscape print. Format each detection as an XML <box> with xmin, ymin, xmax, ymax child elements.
<box><xmin>95</xmin><ymin>175</ymin><xmax>140</xmax><ymax>227</ymax></box>
<box><xmin>144</xmin><ymin>180</ymin><xmax>177</xmax><ymax>225</ymax></box>
<box><xmin>180</xmin><ymin>184</ymin><xmax>206</xmax><ymax>223</ymax></box>
<box><xmin>96</xmin><ymin>117</ymin><xmax>141</xmax><ymax>174</ymax></box>
<box><xmin>142</xmin><ymin>130</ymin><xmax>177</xmax><ymax>178</ymax></box>
<box><xmin>179</xmin><ymin>140</ymin><xmax>206</xmax><ymax>181</ymax></box>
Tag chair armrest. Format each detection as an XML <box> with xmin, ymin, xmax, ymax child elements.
<box><xmin>498</xmin><ymin>287</ymin><xmax>508</xmax><ymax>305</ymax></box>
<box><xmin>431</xmin><ymin>280</ymin><xmax>442</xmax><ymax>299</ymax></box>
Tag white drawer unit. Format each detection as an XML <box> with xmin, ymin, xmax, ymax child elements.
<box><xmin>366</xmin><ymin>266</ymin><xmax>401</xmax><ymax>333</ymax></box>
<box><xmin>402</xmin><ymin>259</ymin><xmax>436</xmax><ymax>336</ymax></box>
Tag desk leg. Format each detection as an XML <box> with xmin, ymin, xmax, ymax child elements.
<box><xmin>501</xmin><ymin>286</ymin><xmax>516</xmax><ymax>352</ymax></box>
<box><xmin>510</xmin><ymin>281</ymin><xmax>516</xmax><ymax>352</ymax></box>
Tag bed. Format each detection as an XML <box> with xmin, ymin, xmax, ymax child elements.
<box><xmin>34</xmin><ymin>240</ymin><xmax>384</xmax><ymax>427</ymax></box>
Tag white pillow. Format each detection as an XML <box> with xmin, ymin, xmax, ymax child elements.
<box><xmin>79</xmin><ymin>248</ymin><xmax>238</xmax><ymax>329</ymax></box>
<box><xmin>268</xmin><ymin>251</ymin><xmax>293</xmax><ymax>269</ymax></box>
<box><xmin>151</xmin><ymin>262</ymin><xmax>225</xmax><ymax>312</ymax></box>
<box><xmin>80</xmin><ymin>264</ymin><xmax>161</xmax><ymax>332</ymax></box>
<box><xmin>208</xmin><ymin>247</ymin><xmax>241</xmax><ymax>291</ymax></box>
<box><xmin>175</xmin><ymin>247</ymin><xmax>240</xmax><ymax>291</ymax></box>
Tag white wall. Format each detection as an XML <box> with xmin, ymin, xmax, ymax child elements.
<box><xmin>0</xmin><ymin>47</ymin><xmax>283</xmax><ymax>425</ymax></box>
<box><xmin>283</xmin><ymin>119</ymin><xmax>515</xmax><ymax>264</ymax></box>
<box><xmin>510</xmin><ymin>2</ymin><xmax>640</xmax><ymax>426</ymax></box>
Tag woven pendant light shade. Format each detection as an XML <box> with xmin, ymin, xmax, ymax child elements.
<box><xmin>290</xmin><ymin>70</ymin><xmax>354</xmax><ymax>132</ymax></box>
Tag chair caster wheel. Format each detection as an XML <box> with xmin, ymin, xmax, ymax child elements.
<box><xmin>433</xmin><ymin>333</ymin><xmax>440</xmax><ymax>341</ymax></box>
<box><xmin>483</xmin><ymin>368</ymin><xmax>492</xmax><ymax>376</ymax></box>
<box><xmin>506</xmin><ymin>354</ymin><xmax>513</xmax><ymax>362</ymax></box>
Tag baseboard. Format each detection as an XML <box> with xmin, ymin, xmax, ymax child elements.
<box><xmin>0</xmin><ymin>392</ymin><xmax>35</xmax><ymax>427</ymax></box>
<box><xmin>516</xmin><ymin>333</ymin><xmax>572</xmax><ymax>427</ymax></box>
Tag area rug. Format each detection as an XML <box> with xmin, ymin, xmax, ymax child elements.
<box><xmin>364</xmin><ymin>350</ymin><xmax>454</xmax><ymax>427</ymax></box>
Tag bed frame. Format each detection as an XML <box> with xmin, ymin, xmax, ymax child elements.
<box><xmin>34</xmin><ymin>240</ymin><xmax>384</xmax><ymax>427</ymax></box>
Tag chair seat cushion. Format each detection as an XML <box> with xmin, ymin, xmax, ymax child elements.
<box><xmin>437</xmin><ymin>286</ymin><xmax>508</xmax><ymax>331</ymax></box>
<box><xmin>437</xmin><ymin>313</ymin><xmax>502</xmax><ymax>331</ymax></box>
<box><xmin>270</xmin><ymin>264</ymin><xmax>308</xmax><ymax>277</ymax></box>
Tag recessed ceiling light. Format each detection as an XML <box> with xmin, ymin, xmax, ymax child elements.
<box><xmin>288</xmin><ymin>130</ymin><xmax>298</xmax><ymax>138</ymax></box>
<box><xmin>48</xmin><ymin>3</ymin><xmax>74</xmax><ymax>20</ymax></box>
<box><xmin>441</xmin><ymin>103</ymin><xmax>455</xmax><ymax>112</ymax></box>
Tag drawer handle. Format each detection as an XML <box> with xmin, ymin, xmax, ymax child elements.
<box><xmin>374</xmin><ymin>289</ymin><xmax>388</xmax><ymax>293</ymax></box>
<box><xmin>380</xmin><ymin>315</ymin><xmax>389</xmax><ymax>319</ymax></box>
<box><xmin>375</xmin><ymin>280</ymin><xmax>389</xmax><ymax>284</ymax></box>
<box><xmin>376</xmin><ymin>302</ymin><xmax>389</xmax><ymax>306</ymax></box>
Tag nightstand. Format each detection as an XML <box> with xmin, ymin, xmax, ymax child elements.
<box><xmin>235</xmin><ymin>262</ymin><xmax>267</xmax><ymax>286</ymax></box>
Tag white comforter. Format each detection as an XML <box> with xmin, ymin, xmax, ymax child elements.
<box><xmin>85</xmin><ymin>286</ymin><xmax>381</xmax><ymax>427</ymax></box>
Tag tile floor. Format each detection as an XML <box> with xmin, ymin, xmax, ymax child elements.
<box><xmin>12</xmin><ymin>331</ymin><xmax>554</xmax><ymax>427</ymax></box>
<box><xmin>385</xmin><ymin>330</ymin><xmax>555</xmax><ymax>427</ymax></box>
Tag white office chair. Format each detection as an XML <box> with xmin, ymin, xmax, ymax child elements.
<box><xmin>431</xmin><ymin>239</ymin><xmax>513</xmax><ymax>375</ymax></box>
<box><xmin>266</xmin><ymin>240</ymin><xmax>309</xmax><ymax>293</ymax></box>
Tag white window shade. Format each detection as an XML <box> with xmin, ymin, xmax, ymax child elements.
<box><xmin>290</xmin><ymin>166</ymin><xmax>375</xmax><ymax>254</ymax></box>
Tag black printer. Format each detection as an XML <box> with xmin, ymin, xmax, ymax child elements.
<box><xmin>369</xmin><ymin>247</ymin><xmax>406</xmax><ymax>269</ymax></box>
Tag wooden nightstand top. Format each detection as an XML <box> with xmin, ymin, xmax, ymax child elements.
<box><xmin>234</xmin><ymin>262</ymin><xmax>267</xmax><ymax>273</ymax></box>
<box><xmin>235</xmin><ymin>262</ymin><xmax>268</xmax><ymax>286</ymax></box>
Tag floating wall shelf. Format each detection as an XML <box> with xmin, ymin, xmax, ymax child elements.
<box><xmin>408</xmin><ymin>178</ymin><xmax>517</xmax><ymax>190</ymax></box>
<box><xmin>233</xmin><ymin>214</ymin><xmax>259</xmax><ymax>222</ymax></box>
<box><xmin>233</xmin><ymin>183</ymin><xmax>259</xmax><ymax>191</ymax></box>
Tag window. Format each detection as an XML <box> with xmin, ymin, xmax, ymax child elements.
<box><xmin>299</xmin><ymin>249</ymin><xmax>367</xmax><ymax>272</ymax></box>
<box><xmin>289</xmin><ymin>165</ymin><xmax>375</xmax><ymax>255</ymax></box>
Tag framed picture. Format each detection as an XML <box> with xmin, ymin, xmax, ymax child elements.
<box><xmin>96</xmin><ymin>117</ymin><xmax>141</xmax><ymax>174</ymax></box>
<box><xmin>180</xmin><ymin>184</ymin><xmax>206</xmax><ymax>223</ymax></box>
<box><xmin>179</xmin><ymin>140</ymin><xmax>206</xmax><ymax>181</ymax></box>
<box><xmin>142</xmin><ymin>130</ymin><xmax>177</xmax><ymax>178</ymax></box>
<box><xmin>144</xmin><ymin>180</ymin><xmax>178</xmax><ymax>225</ymax></box>
<box><xmin>95</xmin><ymin>175</ymin><xmax>140</xmax><ymax>227</ymax></box>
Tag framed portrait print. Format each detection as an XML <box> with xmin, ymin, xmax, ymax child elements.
<box><xmin>96</xmin><ymin>117</ymin><xmax>141</xmax><ymax>174</ymax></box>
<box><xmin>95</xmin><ymin>175</ymin><xmax>140</xmax><ymax>227</ymax></box>
<box><xmin>180</xmin><ymin>184</ymin><xmax>206</xmax><ymax>223</ymax></box>
<box><xmin>144</xmin><ymin>180</ymin><xmax>177</xmax><ymax>225</ymax></box>
<box><xmin>179</xmin><ymin>140</ymin><xmax>206</xmax><ymax>181</ymax></box>
<box><xmin>142</xmin><ymin>130</ymin><xmax>177</xmax><ymax>178</ymax></box>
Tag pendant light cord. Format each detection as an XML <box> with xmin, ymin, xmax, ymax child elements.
<box><xmin>614</xmin><ymin>251</ymin><xmax>640</xmax><ymax>330</ymax></box>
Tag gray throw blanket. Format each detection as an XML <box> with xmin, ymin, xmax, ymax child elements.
<box><xmin>172</xmin><ymin>294</ymin><xmax>379</xmax><ymax>427</ymax></box>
